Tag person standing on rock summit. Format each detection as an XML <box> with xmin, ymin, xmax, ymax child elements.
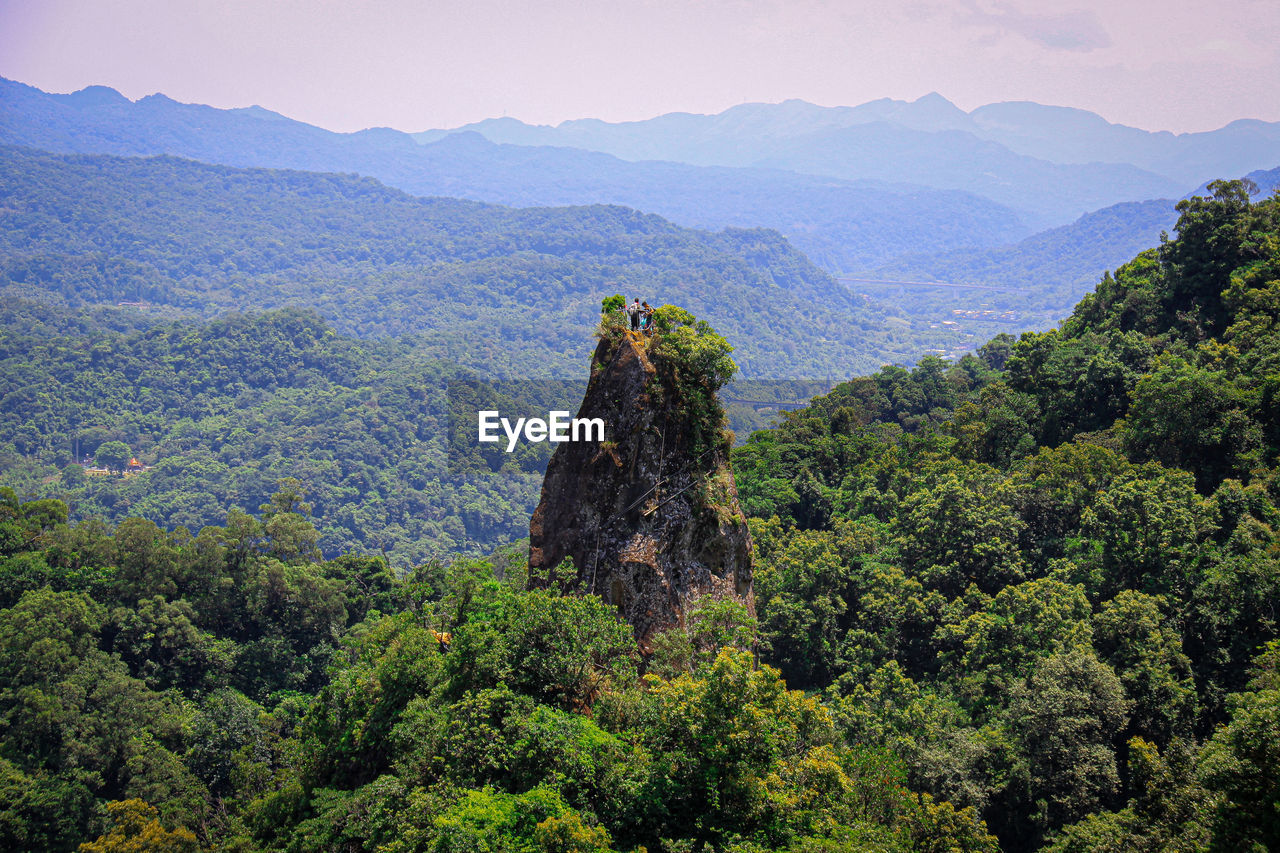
<box><xmin>627</xmin><ymin>298</ymin><xmax>641</xmax><ymax>331</ymax></box>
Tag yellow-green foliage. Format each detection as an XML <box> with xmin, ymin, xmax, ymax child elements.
<box><xmin>78</xmin><ymin>799</ymin><xmax>199</xmax><ymax>853</ymax></box>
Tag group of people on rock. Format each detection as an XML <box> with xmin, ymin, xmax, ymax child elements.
<box><xmin>625</xmin><ymin>298</ymin><xmax>655</xmax><ymax>334</ymax></box>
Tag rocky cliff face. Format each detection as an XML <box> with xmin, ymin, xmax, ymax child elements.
<box><xmin>528</xmin><ymin>323</ymin><xmax>754</xmax><ymax>651</ymax></box>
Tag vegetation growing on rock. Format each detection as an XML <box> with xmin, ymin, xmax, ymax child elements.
<box><xmin>530</xmin><ymin>306</ymin><xmax>752</xmax><ymax>650</ymax></box>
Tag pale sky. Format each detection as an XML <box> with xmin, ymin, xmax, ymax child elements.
<box><xmin>1</xmin><ymin>0</ymin><xmax>1278</xmax><ymax>134</ymax></box>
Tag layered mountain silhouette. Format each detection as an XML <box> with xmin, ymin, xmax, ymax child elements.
<box><xmin>0</xmin><ymin>78</ymin><xmax>1029</xmax><ymax>273</ymax></box>
<box><xmin>423</xmin><ymin>93</ymin><xmax>1280</xmax><ymax>198</ymax></box>
<box><xmin>4</xmin><ymin>77</ymin><xmax>1276</xmax><ymax>335</ymax></box>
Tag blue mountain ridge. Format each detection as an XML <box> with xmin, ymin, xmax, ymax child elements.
<box><xmin>0</xmin><ymin>77</ymin><xmax>1028</xmax><ymax>273</ymax></box>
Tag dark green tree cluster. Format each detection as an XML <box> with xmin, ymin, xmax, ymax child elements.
<box><xmin>0</xmin><ymin>482</ymin><xmax>395</xmax><ymax>849</ymax></box>
<box><xmin>0</xmin><ymin>485</ymin><xmax>995</xmax><ymax>852</ymax></box>
<box><xmin>733</xmin><ymin>181</ymin><xmax>1280</xmax><ymax>850</ymax></box>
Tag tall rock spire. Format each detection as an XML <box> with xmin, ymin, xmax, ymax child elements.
<box><xmin>528</xmin><ymin>308</ymin><xmax>754</xmax><ymax>651</ymax></box>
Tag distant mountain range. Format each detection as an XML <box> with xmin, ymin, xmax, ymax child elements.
<box><xmin>3</xmin><ymin>76</ymin><xmax>1276</xmax><ymax>343</ymax></box>
<box><xmin>422</xmin><ymin>93</ymin><xmax>1280</xmax><ymax>203</ymax></box>
<box><xmin>0</xmin><ymin>78</ymin><xmax>1030</xmax><ymax>273</ymax></box>
<box><xmin>421</xmin><ymin>99</ymin><xmax>1186</xmax><ymax>229</ymax></box>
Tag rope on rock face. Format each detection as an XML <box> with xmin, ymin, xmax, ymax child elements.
<box><xmin>618</xmin><ymin>444</ymin><xmax>715</xmax><ymax>517</ymax></box>
<box><xmin>584</xmin><ymin>395</ymin><xmax>715</xmax><ymax>598</ymax></box>
<box><xmin>642</xmin><ymin>475</ymin><xmax>705</xmax><ymax>517</ymax></box>
<box><xmin>589</xmin><ymin>524</ymin><xmax>602</xmax><ymax>595</ymax></box>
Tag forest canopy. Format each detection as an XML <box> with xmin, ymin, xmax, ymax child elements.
<box><xmin>0</xmin><ymin>300</ymin><xmax>564</xmax><ymax>563</ymax></box>
<box><xmin>733</xmin><ymin>180</ymin><xmax>1280</xmax><ymax>850</ymax></box>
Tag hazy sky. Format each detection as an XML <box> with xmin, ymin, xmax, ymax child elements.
<box><xmin>2</xmin><ymin>0</ymin><xmax>1278</xmax><ymax>134</ymax></box>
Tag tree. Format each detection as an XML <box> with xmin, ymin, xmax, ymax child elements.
<box><xmin>631</xmin><ymin>649</ymin><xmax>842</xmax><ymax>845</ymax></box>
<box><xmin>94</xmin><ymin>440</ymin><xmax>132</xmax><ymax>473</ymax></box>
<box><xmin>111</xmin><ymin>595</ymin><xmax>224</xmax><ymax>690</ymax></box>
<box><xmin>77</xmin><ymin>798</ymin><xmax>198</xmax><ymax>853</ymax></box>
<box><xmin>1074</xmin><ymin>466</ymin><xmax>1209</xmax><ymax>600</ymax></box>
<box><xmin>895</xmin><ymin>461</ymin><xmax>1026</xmax><ymax>596</ymax></box>
<box><xmin>1197</xmin><ymin>641</ymin><xmax>1280</xmax><ymax>851</ymax></box>
<box><xmin>425</xmin><ymin>786</ymin><xmax>611</xmax><ymax>853</ymax></box>
<box><xmin>648</xmin><ymin>593</ymin><xmax>757</xmax><ymax>678</ymax></box>
<box><xmin>939</xmin><ymin>578</ymin><xmax>1093</xmax><ymax>711</ymax></box>
<box><xmin>0</xmin><ymin>758</ymin><xmax>95</xmax><ymax>852</ymax></box>
<box><xmin>752</xmin><ymin>526</ymin><xmax>864</xmax><ymax>688</ymax></box>
<box><xmin>445</xmin><ymin>587</ymin><xmax>638</xmax><ymax>711</ymax></box>
<box><xmin>1123</xmin><ymin>357</ymin><xmax>1260</xmax><ymax>490</ymax></box>
<box><xmin>1160</xmin><ymin>178</ymin><xmax>1260</xmax><ymax>336</ymax></box>
<box><xmin>652</xmin><ymin>305</ymin><xmax>738</xmax><ymax>392</ymax></box>
<box><xmin>1092</xmin><ymin>591</ymin><xmax>1197</xmax><ymax>742</ymax></box>
<box><xmin>260</xmin><ymin>479</ymin><xmax>321</xmax><ymax>564</ymax></box>
<box><xmin>0</xmin><ymin>490</ymin><xmax>69</xmax><ymax>558</ymax></box>
<box><xmin>1003</xmin><ymin>649</ymin><xmax>1130</xmax><ymax>843</ymax></box>
<box><xmin>1043</xmin><ymin>737</ymin><xmax>1211</xmax><ymax>853</ymax></box>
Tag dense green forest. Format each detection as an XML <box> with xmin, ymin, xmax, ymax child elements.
<box><xmin>0</xmin><ymin>144</ymin><xmax>949</xmax><ymax>378</ymax></box>
<box><xmin>0</xmin><ymin>300</ymin><xmax>575</xmax><ymax>563</ymax></box>
<box><xmin>1</xmin><ymin>178</ymin><xmax>1278</xmax><ymax>851</ymax></box>
<box><xmin>0</xmin><ymin>485</ymin><xmax>997</xmax><ymax>852</ymax></box>
<box><xmin>735</xmin><ymin>180</ymin><xmax>1280</xmax><ymax>850</ymax></box>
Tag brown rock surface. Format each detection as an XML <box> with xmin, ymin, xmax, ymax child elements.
<box><xmin>528</xmin><ymin>325</ymin><xmax>754</xmax><ymax>651</ymax></box>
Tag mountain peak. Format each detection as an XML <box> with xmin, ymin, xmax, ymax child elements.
<box><xmin>914</xmin><ymin>91</ymin><xmax>955</xmax><ymax>106</ymax></box>
<box><xmin>231</xmin><ymin>104</ymin><xmax>289</xmax><ymax>122</ymax></box>
<box><xmin>57</xmin><ymin>85</ymin><xmax>130</xmax><ymax>108</ymax></box>
<box><xmin>424</xmin><ymin>129</ymin><xmax>499</xmax><ymax>151</ymax></box>
<box><xmin>908</xmin><ymin>91</ymin><xmax>969</xmax><ymax>119</ymax></box>
<box><xmin>136</xmin><ymin>92</ymin><xmax>179</xmax><ymax>106</ymax></box>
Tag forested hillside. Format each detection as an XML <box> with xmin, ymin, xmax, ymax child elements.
<box><xmin>0</xmin><ymin>181</ymin><xmax>1277</xmax><ymax>851</ymax></box>
<box><xmin>0</xmin><ymin>299</ymin><xmax>797</xmax><ymax>562</ymax></box>
<box><xmin>863</xmin><ymin>198</ymin><xmax>1180</xmax><ymax>328</ymax></box>
<box><xmin>734</xmin><ymin>180</ymin><xmax>1280</xmax><ymax>850</ymax></box>
<box><xmin>0</xmin><ymin>301</ymin><xmax>575</xmax><ymax>563</ymax></box>
<box><xmin>0</xmin><ymin>144</ymin><xmax>931</xmax><ymax>378</ymax></box>
<box><xmin>0</xmin><ymin>489</ymin><xmax>999</xmax><ymax>852</ymax></box>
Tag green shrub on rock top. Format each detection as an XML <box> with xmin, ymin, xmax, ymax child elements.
<box><xmin>650</xmin><ymin>306</ymin><xmax>737</xmax><ymax>393</ymax></box>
